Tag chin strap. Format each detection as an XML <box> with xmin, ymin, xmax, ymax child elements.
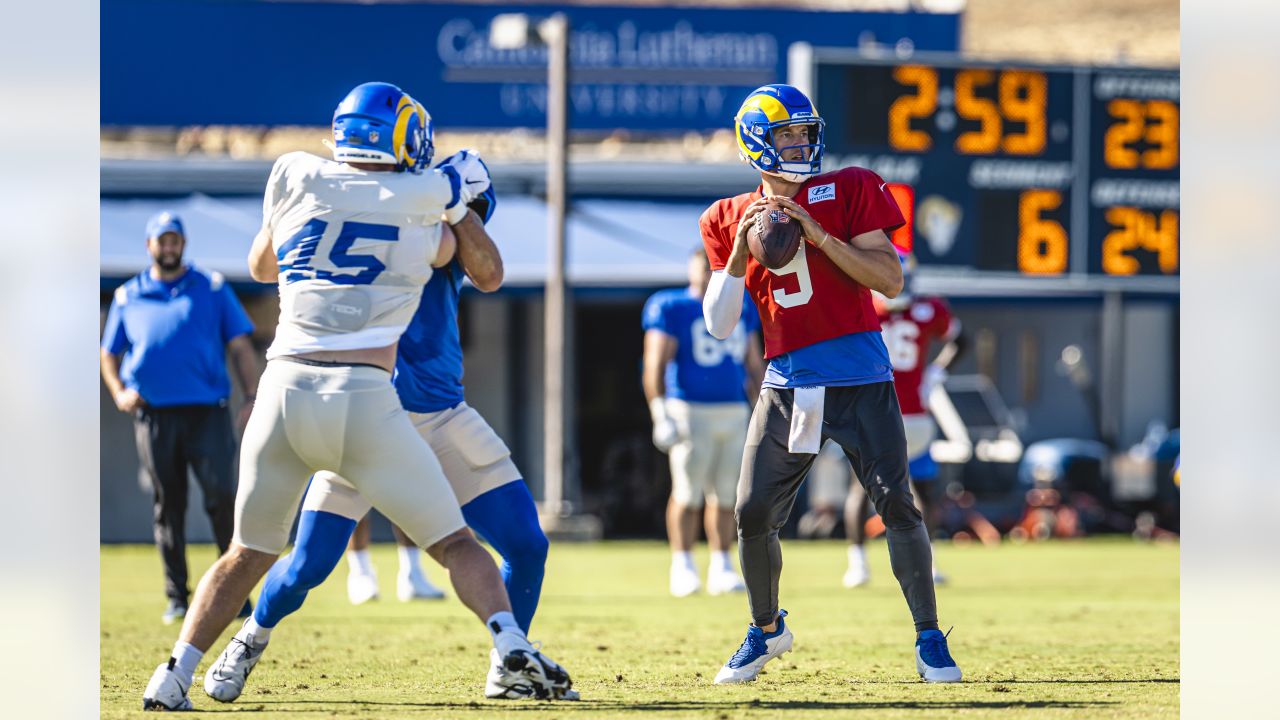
<box><xmin>764</xmin><ymin>168</ymin><xmax>815</xmax><ymax>184</ymax></box>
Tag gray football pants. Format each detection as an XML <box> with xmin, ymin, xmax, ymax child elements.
<box><xmin>735</xmin><ymin>383</ymin><xmax>939</xmax><ymax>632</ymax></box>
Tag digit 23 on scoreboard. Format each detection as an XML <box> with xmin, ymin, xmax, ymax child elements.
<box><xmin>807</xmin><ymin>53</ymin><xmax>1178</xmax><ymax>282</ymax></box>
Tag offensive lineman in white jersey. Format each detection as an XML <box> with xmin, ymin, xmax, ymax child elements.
<box><xmin>143</xmin><ymin>82</ymin><xmax>572</xmax><ymax>710</ymax></box>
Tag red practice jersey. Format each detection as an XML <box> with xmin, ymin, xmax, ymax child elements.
<box><xmin>700</xmin><ymin>167</ymin><xmax>905</xmax><ymax>359</ymax></box>
<box><xmin>877</xmin><ymin>296</ymin><xmax>957</xmax><ymax>415</ymax></box>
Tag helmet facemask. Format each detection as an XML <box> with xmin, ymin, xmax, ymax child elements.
<box><xmin>754</xmin><ymin>119</ymin><xmax>825</xmax><ymax>182</ymax></box>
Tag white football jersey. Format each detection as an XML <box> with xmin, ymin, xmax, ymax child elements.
<box><xmin>262</xmin><ymin>152</ymin><xmax>457</xmax><ymax>359</ymax></box>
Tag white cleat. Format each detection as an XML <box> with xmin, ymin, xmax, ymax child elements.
<box><xmin>397</xmin><ymin>571</ymin><xmax>446</xmax><ymax>602</ymax></box>
<box><xmin>842</xmin><ymin>565</ymin><xmax>870</xmax><ymax>588</ymax></box>
<box><xmin>486</xmin><ymin>647</ymin><xmax>537</xmax><ymax>699</ymax></box>
<box><xmin>142</xmin><ymin>660</ymin><xmax>193</xmax><ymax>711</ymax></box>
<box><xmin>932</xmin><ymin>566</ymin><xmax>948</xmax><ymax>586</ymax></box>
<box><xmin>713</xmin><ymin>610</ymin><xmax>794</xmax><ymax>684</ymax></box>
<box><xmin>203</xmin><ymin>621</ymin><xmax>269</xmax><ymax>703</ymax></box>
<box><xmin>492</xmin><ymin>630</ymin><xmax>575</xmax><ymax>700</ymax></box>
<box><xmin>347</xmin><ymin>568</ymin><xmax>380</xmax><ymax>605</ymax></box>
<box><xmin>706</xmin><ymin>569</ymin><xmax>747</xmax><ymax>595</ymax></box>
<box><xmin>843</xmin><ymin>547</ymin><xmax>870</xmax><ymax>588</ymax></box>
<box><xmin>670</xmin><ymin>563</ymin><xmax>702</xmax><ymax>597</ymax></box>
<box><xmin>529</xmin><ymin>647</ymin><xmax>577</xmax><ymax>700</ymax></box>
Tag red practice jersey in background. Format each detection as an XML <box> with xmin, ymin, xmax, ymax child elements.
<box><xmin>700</xmin><ymin>166</ymin><xmax>905</xmax><ymax>359</ymax></box>
<box><xmin>877</xmin><ymin>296</ymin><xmax>957</xmax><ymax>415</ymax></box>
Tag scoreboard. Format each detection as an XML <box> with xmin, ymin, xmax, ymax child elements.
<box><xmin>807</xmin><ymin>54</ymin><xmax>1178</xmax><ymax>283</ymax></box>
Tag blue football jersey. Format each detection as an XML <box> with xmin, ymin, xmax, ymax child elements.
<box><xmin>393</xmin><ymin>257</ymin><xmax>466</xmax><ymax>413</ymax></box>
<box><xmin>642</xmin><ymin>288</ymin><xmax>760</xmax><ymax>404</ymax></box>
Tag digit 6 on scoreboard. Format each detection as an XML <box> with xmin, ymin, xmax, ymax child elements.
<box><xmin>1017</xmin><ymin>189</ymin><xmax>1068</xmax><ymax>275</ymax></box>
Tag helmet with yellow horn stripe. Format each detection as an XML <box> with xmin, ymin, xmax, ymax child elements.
<box><xmin>734</xmin><ymin>84</ymin><xmax>825</xmax><ymax>182</ymax></box>
<box><xmin>331</xmin><ymin>82</ymin><xmax>433</xmax><ymax>172</ymax></box>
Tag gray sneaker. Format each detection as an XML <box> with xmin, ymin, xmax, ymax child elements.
<box><xmin>161</xmin><ymin>599</ymin><xmax>187</xmax><ymax>626</ymax></box>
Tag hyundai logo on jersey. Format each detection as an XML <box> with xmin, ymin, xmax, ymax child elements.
<box><xmin>807</xmin><ymin>183</ymin><xmax>836</xmax><ymax>204</ymax></box>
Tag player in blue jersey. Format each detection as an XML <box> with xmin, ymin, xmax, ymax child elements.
<box><xmin>201</xmin><ymin>181</ymin><xmax>572</xmax><ymax>702</ymax></box>
<box><xmin>643</xmin><ymin>248</ymin><xmax>765</xmax><ymax>597</ymax></box>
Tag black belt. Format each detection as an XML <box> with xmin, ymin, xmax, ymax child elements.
<box><xmin>276</xmin><ymin>356</ymin><xmax>388</xmax><ymax>372</ymax></box>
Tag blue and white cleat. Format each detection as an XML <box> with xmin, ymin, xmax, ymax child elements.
<box><xmin>713</xmin><ymin>610</ymin><xmax>793</xmax><ymax>684</ymax></box>
<box><xmin>142</xmin><ymin>659</ymin><xmax>193</xmax><ymax>711</ymax></box>
<box><xmin>915</xmin><ymin>628</ymin><xmax>962</xmax><ymax>682</ymax></box>
<box><xmin>203</xmin><ymin>621</ymin><xmax>269</xmax><ymax>702</ymax></box>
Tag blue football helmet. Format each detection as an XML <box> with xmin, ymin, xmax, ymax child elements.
<box><xmin>734</xmin><ymin>84</ymin><xmax>825</xmax><ymax>182</ymax></box>
<box><xmin>332</xmin><ymin>82</ymin><xmax>434</xmax><ymax>171</ymax></box>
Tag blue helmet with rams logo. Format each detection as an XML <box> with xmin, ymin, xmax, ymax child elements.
<box><xmin>332</xmin><ymin>82</ymin><xmax>434</xmax><ymax>171</ymax></box>
<box><xmin>734</xmin><ymin>84</ymin><xmax>825</xmax><ymax>182</ymax></box>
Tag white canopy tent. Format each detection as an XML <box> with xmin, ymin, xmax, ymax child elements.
<box><xmin>100</xmin><ymin>194</ymin><xmax>709</xmax><ymax>287</ymax></box>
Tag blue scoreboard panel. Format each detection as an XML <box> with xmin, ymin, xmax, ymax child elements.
<box><xmin>811</xmin><ymin>55</ymin><xmax>1178</xmax><ymax>281</ymax></box>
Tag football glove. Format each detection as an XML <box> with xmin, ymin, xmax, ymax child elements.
<box><xmin>436</xmin><ymin>149</ymin><xmax>492</xmax><ymax>224</ymax></box>
<box><xmin>649</xmin><ymin>398</ymin><xmax>680</xmax><ymax>453</ymax></box>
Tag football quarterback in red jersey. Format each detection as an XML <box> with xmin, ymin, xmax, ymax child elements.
<box><xmin>845</xmin><ymin>251</ymin><xmax>963</xmax><ymax>589</ymax></box>
<box><xmin>700</xmin><ymin>84</ymin><xmax>961</xmax><ymax>685</ymax></box>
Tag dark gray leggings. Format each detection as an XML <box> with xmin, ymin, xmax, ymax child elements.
<box><xmin>847</xmin><ymin>473</ymin><xmax>935</xmax><ymax>544</ymax></box>
<box><xmin>735</xmin><ymin>384</ymin><xmax>939</xmax><ymax>632</ymax></box>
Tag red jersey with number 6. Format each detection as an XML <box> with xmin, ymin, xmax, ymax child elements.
<box><xmin>877</xmin><ymin>296</ymin><xmax>957</xmax><ymax>415</ymax></box>
<box><xmin>700</xmin><ymin>167</ymin><xmax>905</xmax><ymax>359</ymax></box>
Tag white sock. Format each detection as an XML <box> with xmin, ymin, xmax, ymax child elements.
<box><xmin>672</xmin><ymin>550</ymin><xmax>695</xmax><ymax>572</ymax></box>
<box><xmin>397</xmin><ymin>545</ymin><xmax>424</xmax><ymax>578</ymax></box>
<box><xmin>170</xmin><ymin>641</ymin><xmax>203</xmax><ymax>686</ymax></box>
<box><xmin>485</xmin><ymin>611</ymin><xmax>521</xmax><ymax>642</ymax></box>
<box><xmin>347</xmin><ymin>549</ymin><xmax>374</xmax><ymax>576</ymax></box>
<box><xmin>243</xmin><ymin>617</ymin><xmax>272</xmax><ymax>646</ymax></box>
<box><xmin>848</xmin><ymin>544</ymin><xmax>867</xmax><ymax>567</ymax></box>
<box><xmin>711</xmin><ymin>550</ymin><xmax>734</xmax><ymax>574</ymax></box>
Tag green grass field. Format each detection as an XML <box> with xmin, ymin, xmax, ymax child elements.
<box><xmin>101</xmin><ymin>538</ymin><xmax>1178</xmax><ymax>718</ymax></box>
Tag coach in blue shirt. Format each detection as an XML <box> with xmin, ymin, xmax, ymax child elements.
<box><xmin>100</xmin><ymin>212</ymin><xmax>259</xmax><ymax>625</ymax></box>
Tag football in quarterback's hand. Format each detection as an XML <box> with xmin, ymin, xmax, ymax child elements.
<box><xmin>747</xmin><ymin>199</ymin><xmax>803</xmax><ymax>269</ymax></box>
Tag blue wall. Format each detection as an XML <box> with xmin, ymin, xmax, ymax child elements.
<box><xmin>102</xmin><ymin>1</ymin><xmax>959</xmax><ymax>130</ymax></box>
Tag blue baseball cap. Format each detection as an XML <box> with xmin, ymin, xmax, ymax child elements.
<box><xmin>145</xmin><ymin>211</ymin><xmax>185</xmax><ymax>240</ymax></box>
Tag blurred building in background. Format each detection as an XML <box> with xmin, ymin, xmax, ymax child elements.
<box><xmin>100</xmin><ymin>0</ymin><xmax>1179</xmax><ymax>542</ymax></box>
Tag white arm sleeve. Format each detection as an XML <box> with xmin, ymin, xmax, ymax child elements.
<box><xmin>703</xmin><ymin>270</ymin><xmax>746</xmax><ymax>339</ymax></box>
